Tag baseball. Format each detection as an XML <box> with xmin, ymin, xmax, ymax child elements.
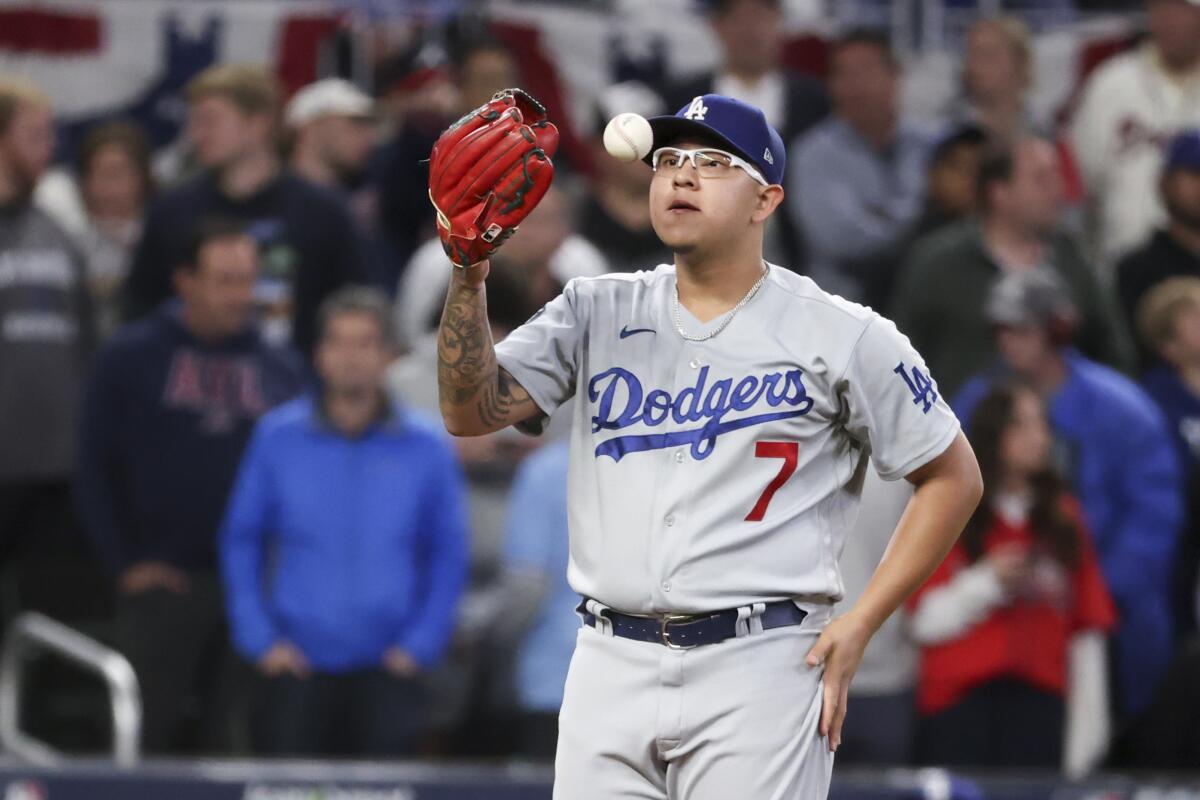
<box><xmin>603</xmin><ymin>112</ymin><xmax>653</xmax><ymax>162</ymax></box>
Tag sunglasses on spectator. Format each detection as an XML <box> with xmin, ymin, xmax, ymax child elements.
<box><xmin>650</xmin><ymin>147</ymin><xmax>768</xmax><ymax>186</ymax></box>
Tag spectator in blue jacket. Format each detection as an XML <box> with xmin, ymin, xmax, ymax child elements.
<box><xmin>953</xmin><ymin>270</ymin><xmax>1184</xmax><ymax>721</ymax></box>
<box><xmin>498</xmin><ymin>441</ymin><xmax>575</xmax><ymax>759</ymax></box>
<box><xmin>220</xmin><ymin>286</ymin><xmax>468</xmax><ymax>757</ymax></box>
<box><xmin>77</xmin><ymin>217</ymin><xmax>306</xmax><ymax>753</ymax></box>
<box><xmin>1134</xmin><ymin>277</ymin><xmax>1200</xmax><ymax>635</ymax></box>
<box><xmin>1097</xmin><ymin>275</ymin><xmax>1200</xmax><ymax>770</ymax></box>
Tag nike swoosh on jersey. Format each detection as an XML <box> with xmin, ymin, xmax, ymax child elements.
<box><xmin>619</xmin><ymin>326</ymin><xmax>656</xmax><ymax>339</ymax></box>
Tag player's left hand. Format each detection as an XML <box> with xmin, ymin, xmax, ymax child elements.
<box><xmin>805</xmin><ymin>613</ymin><xmax>873</xmax><ymax>753</ymax></box>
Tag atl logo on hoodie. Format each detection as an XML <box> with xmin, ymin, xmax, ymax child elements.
<box><xmin>163</xmin><ymin>348</ymin><xmax>268</xmax><ymax>434</ymax></box>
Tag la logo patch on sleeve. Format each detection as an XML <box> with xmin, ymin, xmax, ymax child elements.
<box><xmin>893</xmin><ymin>362</ymin><xmax>937</xmax><ymax>414</ymax></box>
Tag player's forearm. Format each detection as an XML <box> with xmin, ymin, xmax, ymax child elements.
<box><xmin>438</xmin><ymin>264</ymin><xmax>500</xmax><ymax>436</ymax></box>
<box><xmin>437</xmin><ymin>263</ymin><xmax>540</xmax><ymax>436</ymax></box>
<box><xmin>846</xmin><ymin>433</ymin><xmax>982</xmax><ymax>635</ymax></box>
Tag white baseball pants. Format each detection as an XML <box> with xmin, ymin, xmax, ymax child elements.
<box><xmin>553</xmin><ymin>604</ymin><xmax>835</xmax><ymax>799</ymax></box>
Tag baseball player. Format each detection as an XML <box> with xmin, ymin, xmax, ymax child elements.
<box><xmin>429</xmin><ymin>90</ymin><xmax>983</xmax><ymax>799</ymax></box>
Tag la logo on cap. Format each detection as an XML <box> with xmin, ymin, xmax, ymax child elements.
<box><xmin>684</xmin><ymin>96</ymin><xmax>708</xmax><ymax>120</ymax></box>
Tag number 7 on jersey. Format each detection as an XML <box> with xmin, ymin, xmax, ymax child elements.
<box><xmin>745</xmin><ymin>441</ymin><xmax>799</xmax><ymax>522</ymax></box>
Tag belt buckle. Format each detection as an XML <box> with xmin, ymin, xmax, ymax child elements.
<box><xmin>660</xmin><ymin>614</ymin><xmax>699</xmax><ymax>650</ymax></box>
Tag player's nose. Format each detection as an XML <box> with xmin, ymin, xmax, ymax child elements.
<box><xmin>671</xmin><ymin>164</ymin><xmax>699</xmax><ymax>189</ymax></box>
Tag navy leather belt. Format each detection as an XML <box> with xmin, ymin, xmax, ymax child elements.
<box><xmin>578</xmin><ymin>598</ymin><xmax>808</xmax><ymax>649</ymax></box>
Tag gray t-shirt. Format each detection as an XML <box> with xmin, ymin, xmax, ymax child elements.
<box><xmin>495</xmin><ymin>264</ymin><xmax>959</xmax><ymax>615</ymax></box>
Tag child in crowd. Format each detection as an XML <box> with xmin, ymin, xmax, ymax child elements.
<box><xmin>910</xmin><ymin>382</ymin><xmax>1114</xmax><ymax>770</ymax></box>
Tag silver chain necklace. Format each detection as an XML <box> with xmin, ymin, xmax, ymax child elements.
<box><xmin>672</xmin><ymin>262</ymin><xmax>770</xmax><ymax>342</ymax></box>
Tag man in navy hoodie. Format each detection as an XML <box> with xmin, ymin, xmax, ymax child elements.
<box><xmin>220</xmin><ymin>287</ymin><xmax>467</xmax><ymax>756</ymax></box>
<box><xmin>77</xmin><ymin>217</ymin><xmax>306</xmax><ymax>753</ymax></box>
<box><xmin>121</xmin><ymin>64</ymin><xmax>366</xmax><ymax>356</ymax></box>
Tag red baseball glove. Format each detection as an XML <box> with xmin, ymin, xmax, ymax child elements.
<box><xmin>428</xmin><ymin>88</ymin><xmax>559</xmax><ymax>268</ymax></box>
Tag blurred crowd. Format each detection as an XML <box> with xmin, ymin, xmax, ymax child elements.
<box><xmin>1</xmin><ymin>0</ymin><xmax>1200</xmax><ymax>775</ymax></box>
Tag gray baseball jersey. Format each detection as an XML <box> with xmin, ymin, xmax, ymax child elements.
<box><xmin>495</xmin><ymin>264</ymin><xmax>959</xmax><ymax>616</ymax></box>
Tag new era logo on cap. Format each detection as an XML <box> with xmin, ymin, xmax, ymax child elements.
<box><xmin>645</xmin><ymin>94</ymin><xmax>785</xmax><ymax>185</ymax></box>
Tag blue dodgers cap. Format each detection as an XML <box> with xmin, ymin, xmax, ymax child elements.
<box><xmin>1165</xmin><ymin>129</ymin><xmax>1200</xmax><ymax>172</ymax></box>
<box><xmin>644</xmin><ymin>94</ymin><xmax>786</xmax><ymax>185</ymax></box>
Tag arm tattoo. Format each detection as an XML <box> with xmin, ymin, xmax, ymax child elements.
<box><xmin>437</xmin><ymin>279</ymin><xmax>491</xmax><ymax>408</ymax></box>
<box><xmin>478</xmin><ymin>367</ymin><xmax>520</xmax><ymax>429</ymax></box>
<box><xmin>437</xmin><ymin>276</ymin><xmax>538</xmax><ymax>432</ymax></box>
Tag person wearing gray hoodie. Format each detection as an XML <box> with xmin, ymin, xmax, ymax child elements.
<box><xmin>0</xmin><ymin>75</ymin><xmax>94</xmax><ymax>569</ymax></box>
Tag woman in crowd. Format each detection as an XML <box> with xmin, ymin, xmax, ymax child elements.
<box><xmin>958</xmin><ymin>16</ymin><xmax>1042</xmax><ymax>143</ymax></box>
<box><xmin>910</xmin><ymin>382</ymin><xmax>1115</xmax><ymax>771</ymax></box>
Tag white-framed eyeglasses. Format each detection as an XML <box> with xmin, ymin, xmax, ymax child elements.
<box><xmin>650</xmin><ymin>147</ymin><xmax>769</xmax><ymax>186</ymax></box>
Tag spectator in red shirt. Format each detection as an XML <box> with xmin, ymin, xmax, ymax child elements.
<box><xmin>910</xmin><ymin>382</ymin><xmax>1115</xmax><ymax>772</ymax></box>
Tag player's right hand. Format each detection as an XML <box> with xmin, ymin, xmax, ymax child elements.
<box><xmin>257</xmin><ymin>641</ymin><xmax>311</xmax><ymax>679</ymax></box>
<box><xmin>428</xmin><ymin>88</ymin><xmax>559</xmax><ymax>269</ymax></box>
<box><xmin>805</xmin><ymin>612</ymin><xmax>872</xmax><ymax>752</ymax></box>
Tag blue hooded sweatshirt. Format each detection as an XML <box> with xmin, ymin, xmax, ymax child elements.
<box><xmin>220</xmin><ymin>395</ymin><xmax>468</xmax><ymax>671</ymax></box>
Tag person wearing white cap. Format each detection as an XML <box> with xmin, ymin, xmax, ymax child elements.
<box><xmin>285</xmin><ymin>78</ymin><xmax>394</xmax><ymax>291</ymax></box>
<box><xmin>286</xmin><ymin>78</ymin><xmax>376</xmax><ymax>193</ymax></box>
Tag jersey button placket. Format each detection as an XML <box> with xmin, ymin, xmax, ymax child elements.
<box><xmin>652</xmin><ymin>344</ymin><xmax>703</xmax><ymax>608</ymax></box>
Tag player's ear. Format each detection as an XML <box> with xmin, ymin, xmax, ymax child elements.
<box><xmin>751</xmin><ymin>184</ymin><xmax>785</xmax><ymax>223</ymax></box>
